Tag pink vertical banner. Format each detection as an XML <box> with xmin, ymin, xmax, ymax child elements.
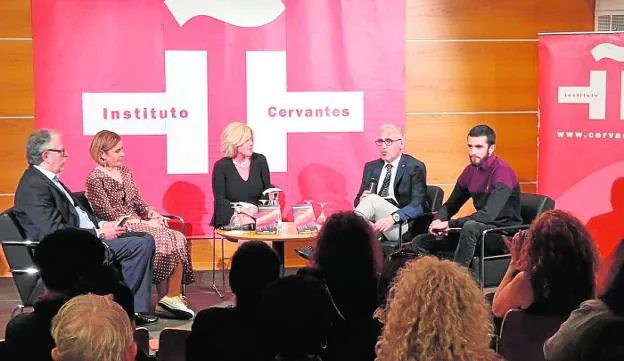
<box><xmin>31</xmin><ymin>0</ymin><xmax>405</xmax><ymax>235</ymax></box>
<box><xmin>538</xmin><ymin>33</ymin><xmax>624</xmax><ymax>263</ymax></box>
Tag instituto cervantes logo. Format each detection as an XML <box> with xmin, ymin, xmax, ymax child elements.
<box><xmin>558</xmin><ymin>43</ymin><xmax>624</xmax><ymax>120</ymax></box>
<box><xmin>82</xmin><ymin>0</ymin><xmax>364</xmax><ymax>174</ymax></box>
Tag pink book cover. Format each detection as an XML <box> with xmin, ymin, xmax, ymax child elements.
<box><xmin>255</xmin><ymin>205</ymin><xmax>280</xmax><ymax>234</ymax></box>
<box><xmin>293</xmin><ymin>204</ymin><xmax>317</xmax><ymax>233</ymax></box>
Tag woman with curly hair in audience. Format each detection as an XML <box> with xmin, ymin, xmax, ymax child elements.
<box><xmin>544</xmin><ymin>239</ymin><xmax>624</xmax><ymax>361</ymax></box>
<box><xmin>297</xmin><ymin>211</ymin><xmax>383</xmax><ymax>361</ymax></box>
<box><xmin>492</xmin><ymin>209</ymin><xmax>597</xmax><ymax>318</ymax></box>
<box><xmin>376</xmin><ymin>256</ymin><xmax>501</xmax><ymax>361</ymax></box>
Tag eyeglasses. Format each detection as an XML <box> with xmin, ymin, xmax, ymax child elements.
<box><xmin>375</xmin><ymin>138</ymin><xmax>402</xmax><ymax>147</ymax></box>
<box><xmin>44</xmin><ymin>148</ymin><xmax>68</xmax><ymax>156</ymax></box>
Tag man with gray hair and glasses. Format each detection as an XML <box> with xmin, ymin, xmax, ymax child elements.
<box><xmin>354</xmin><ymin>124</ymin><xmax>427</xmax><ymax>254</ymax></box>
<box><xmin>13</xmin><ymin>129</ymin><xmax>158</xmax><ymax>325</ymax></box>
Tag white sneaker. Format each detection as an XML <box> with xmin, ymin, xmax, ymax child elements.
<box><xmin>158</xmin><ymin>295</ymin><xmax>195</xmax><ymax>319</ymax></box>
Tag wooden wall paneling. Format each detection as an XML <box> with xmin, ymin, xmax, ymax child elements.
<box><xmin>0</xmin><ymin>41</ymin><xmax>34</xmax><ymax>116</ymax></box>
<box><xmin>188</xmin><ymin>238</ymin><xmax>312</xmax><ymax>271</ymax></box>
<box><xmin>0</xmin><ymin>0</ymin><xmax>32</xmax><ymax>37</ymax></box>
<box><xmin>0</xmin><ymin>194</ymin><xmax>14</xmax><ymax>212</ymax></box>
<box><xmin>0</xmin><ymin>119</ymin><xmax>33</xmax><ymax>193</ymax></box>
<box><xmin>406</xmin><ymin>41</ymin><xmax>538</xmax><ymax>113</ymax></box>
<box><xmin>521</xmin><ymin>183</ymin><xmax>537</xmax><ymax>194</ymax></box>
<box><xmin>407</xmin><ymin>0</ymin><xmax>594</xmax><ymax>40</ymax></box>
<box><xmin>404</xmin><ymin>114</ymin><xmax>538</xmax><ymax>184</ymax></box>
<box><xmin>189</xmin><ymin>238</ymin><xmax>237</xmax><ymax>271</ymax></box>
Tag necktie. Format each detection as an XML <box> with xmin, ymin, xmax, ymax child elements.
<box><xmin>378</xmin><ymin>164</ymin><xmax>393</xmax><ymax>197</ymax></box>
<box><xmin>53</xmin><ymin>176</ymin><xmax>96</xmax><ymax>229</ymax></box>
<box><xmin>52</xmin><ymin>176</ymin><xmax>73</xmax><ymax>205</ymax></box>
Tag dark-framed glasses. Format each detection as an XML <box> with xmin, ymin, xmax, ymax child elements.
<box><xmin>374</xmin><ymin>138</ymin><xmax>402</xmax><ymax>147</ymax></box>
<box><xmin>44</xmin><ymin>148</ymin><xmax>68</xmax><ymax>156</ymax></box>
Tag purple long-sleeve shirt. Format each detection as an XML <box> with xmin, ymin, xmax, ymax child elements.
<box><xmin>436</xmin><ymin>155</ymin><xmax>522</xmax><ymax>228</ymax></box>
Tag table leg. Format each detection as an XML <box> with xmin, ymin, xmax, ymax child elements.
<box><xmin>272</xmin><ymin>241</ymin><xmax>285</xmax><ymax>276</ymax></box>
<box><xmin>211</xmin><ymin>232</ymin><xmax>224</xmax><ymax>298</ymax></box>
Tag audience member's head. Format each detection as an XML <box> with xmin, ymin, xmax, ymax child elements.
<box><xmin>260</xmin><ymin>275</ymin><xmax>333</xmax><ymax>359</ymax></box>
<box><xmin>51</xmin><ymin>294</ymin><xmax>137</xmax><ymax>361</ymax></box>
<box><xmin>313</xmin><ymin>211</ymin><xmax>382</xmax><ymax>278</ymax></box>
<box><xmin>600</xmin><ymin>239</ymin><xmax>624</xmax><ymax>316</ymax></box>
<box><xmin>569</xmin><ymin>316</ymin><xmax>624</xmax><ymax>361</ymax></box>
<box><xmin>73</xmin><ymin>265</ymin><xmax>135</xmax><ymax>321</ymax></box>
<box><xmin>229</xmin><ymin>241</ymin><xmax>280</xmax><ymax>309</ymax></box>
<box><xmin>34</xmin><ymin>229</ymin><xmax>106</xmax><ymax>293</ymax></box>
<box><xmin>520</xmin><ymin>210</ymin><xmax>597</xmax><ymax>314</ymax></box>
<box><xmin>377</xmin><ymin>248</ymin><xmax>424</xmax><ymax>308</ymax></box>
<box><xmin>220</xmin><ymin>122</ymin><xmax>254</xmax><ymax>158</ymax></box>
<box><xmin>376</xmin><ymin>256</ymin><xmax>499</xmax><ymax>361</ymax></box>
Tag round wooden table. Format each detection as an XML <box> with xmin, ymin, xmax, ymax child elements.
<box><xmin>216</xmin><ymin>222</ymin><xmax>319</xmax><ymax>272</ymax></box>
<box><xmin>215</xmin><ymin>222</ymin><xmax>318</xmax><ymax>242</ymax></box>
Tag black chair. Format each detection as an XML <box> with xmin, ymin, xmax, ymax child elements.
<box><xmin>396</xmin><ymin>185</ymin><xmax>444</xmax><ymax>248</ymax></box>
<box><xmin>157</xmin><ymin>328</ymin><xmax>190</xmax><ymax>361</ymax></box>
<box><xmin>498</xmin><ymin>309</ymin><xmax>567</xmax><ymax>361</ymax></box>
<box><xmin>476</xmin><ymin>193</ymin><xmax>555</xmax><ymax>288</ymax></box>
<box><xmin>0</xmin><ymin>208</ymin><xmax>44</xmax><ymax>317</ymax></box>
<box><xmin>134</xmin><ymin>327</ymin><xmax>150</xmax><ymax>355</ymax></box>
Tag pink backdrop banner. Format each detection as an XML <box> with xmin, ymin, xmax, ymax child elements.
<box><xmin>31</xmin><ymin>0</ymin><xmax>405</xmax><ymax>235</ymax></box>
<box><xmin>538</xmin><ymin>33</ymin><xmax>624</xmax><ymax>261</ymax></box>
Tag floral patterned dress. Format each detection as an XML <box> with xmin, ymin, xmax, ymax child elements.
<box><xmin>86</xmin><ymin>166</ymin><xmax>194</xmax><ymax>285</ymax></box>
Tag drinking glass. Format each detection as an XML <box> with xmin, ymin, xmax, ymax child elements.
<box><xmin>317</xmin><ymin>202</ymin><xmax>328</xmax><ymax>226</ymax></box>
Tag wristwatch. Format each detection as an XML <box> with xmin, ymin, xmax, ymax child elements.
<box><xmin>392</xmin><ymin>213</ymin><xmax>401</xmax><ymax>224</ymax></box>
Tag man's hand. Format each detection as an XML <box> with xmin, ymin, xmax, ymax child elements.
<box><xmin>428</xmin><ymin>219</ymin><xmax>449</xmax><ymax>236</ymax></box>
<box><xmin>373</xmin><ymin>215</ymin><xmax>395</xmax><ymax>233</ymax></box>
<box><xmin>359</xmin><ymin>190</ymin><xmax>372</xmax><ymax>202</ymax></box>
<box><xmin>99</xmin><ymin>226</ymin><xmax>125</xmax><ymax>240</ymax></box>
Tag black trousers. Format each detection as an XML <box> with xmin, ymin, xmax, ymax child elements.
<box><xmin>104</xmin><ymin>231</ymin><xmax>155</xmax><ymax>313</ymax></box>
<box><xmin>411</xmin><ymin>220</ymin><xmax>494</xmax><ymax>267</ymax></box>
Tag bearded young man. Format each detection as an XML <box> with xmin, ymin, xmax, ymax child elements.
<box><xmin>412</xmin><ymin>125</ymin><xmax>522</xmax><ymax>267</ymax></box>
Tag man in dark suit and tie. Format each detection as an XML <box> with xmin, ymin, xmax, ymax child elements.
<box><xmin>13</xmin><ymin>129</ymin><xmax>158</xmax><ymax>325</ymax></box>
<box><xmin>354</xmin><ymin>124</ymin><xmax>427</xmax><ymax>250</ymax></box>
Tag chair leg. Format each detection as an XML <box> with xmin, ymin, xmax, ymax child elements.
<box><xmin>221</xmin><ymin>237</ymin><xmax>226</xmax><ymax>292</ymax></box>
<box><xmin>480</xmin><ymin>233</ymin><xmax>486</xmax><ymax>290</ymax></box>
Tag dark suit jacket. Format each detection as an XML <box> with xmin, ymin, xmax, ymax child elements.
<box><xmin>13</xmin><ymin>165</ymin><xmax>100</xmax><ymax>242</ymax></box>
<box><xmin>354</xmin><ymin>154</ymin><xmax>427</xmax><ymax>222</ymax></box>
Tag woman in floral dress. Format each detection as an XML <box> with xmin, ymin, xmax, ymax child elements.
<box><xmin>86</xmin><ymin>130</ymin><xmax>195</xmax><ymax>319</ymax></box>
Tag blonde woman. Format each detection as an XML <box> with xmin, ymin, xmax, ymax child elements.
<box><xmin>376</xmin><ymin>256</ymin><xmax>501</xmax><ymax>361</ymax></box>
<box><xmin>85</xmin><ymin>130</ymin><xmax>194</xmax><ymax>319</ymax></box>
<box><xmin>211</xmin><ymin>122</ymin><xmax>271</xmax><ymax>227</ymax></box>
<box><xmin>51</xmin><ymin>294</ymin><xmax>136</xmax><ymax>361</ymax></box>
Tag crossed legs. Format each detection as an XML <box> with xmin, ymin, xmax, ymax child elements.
<box><xmin>355</xmin><ymin>194</ymin><xmax>408</xmax><ymax>242</ymax></box>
